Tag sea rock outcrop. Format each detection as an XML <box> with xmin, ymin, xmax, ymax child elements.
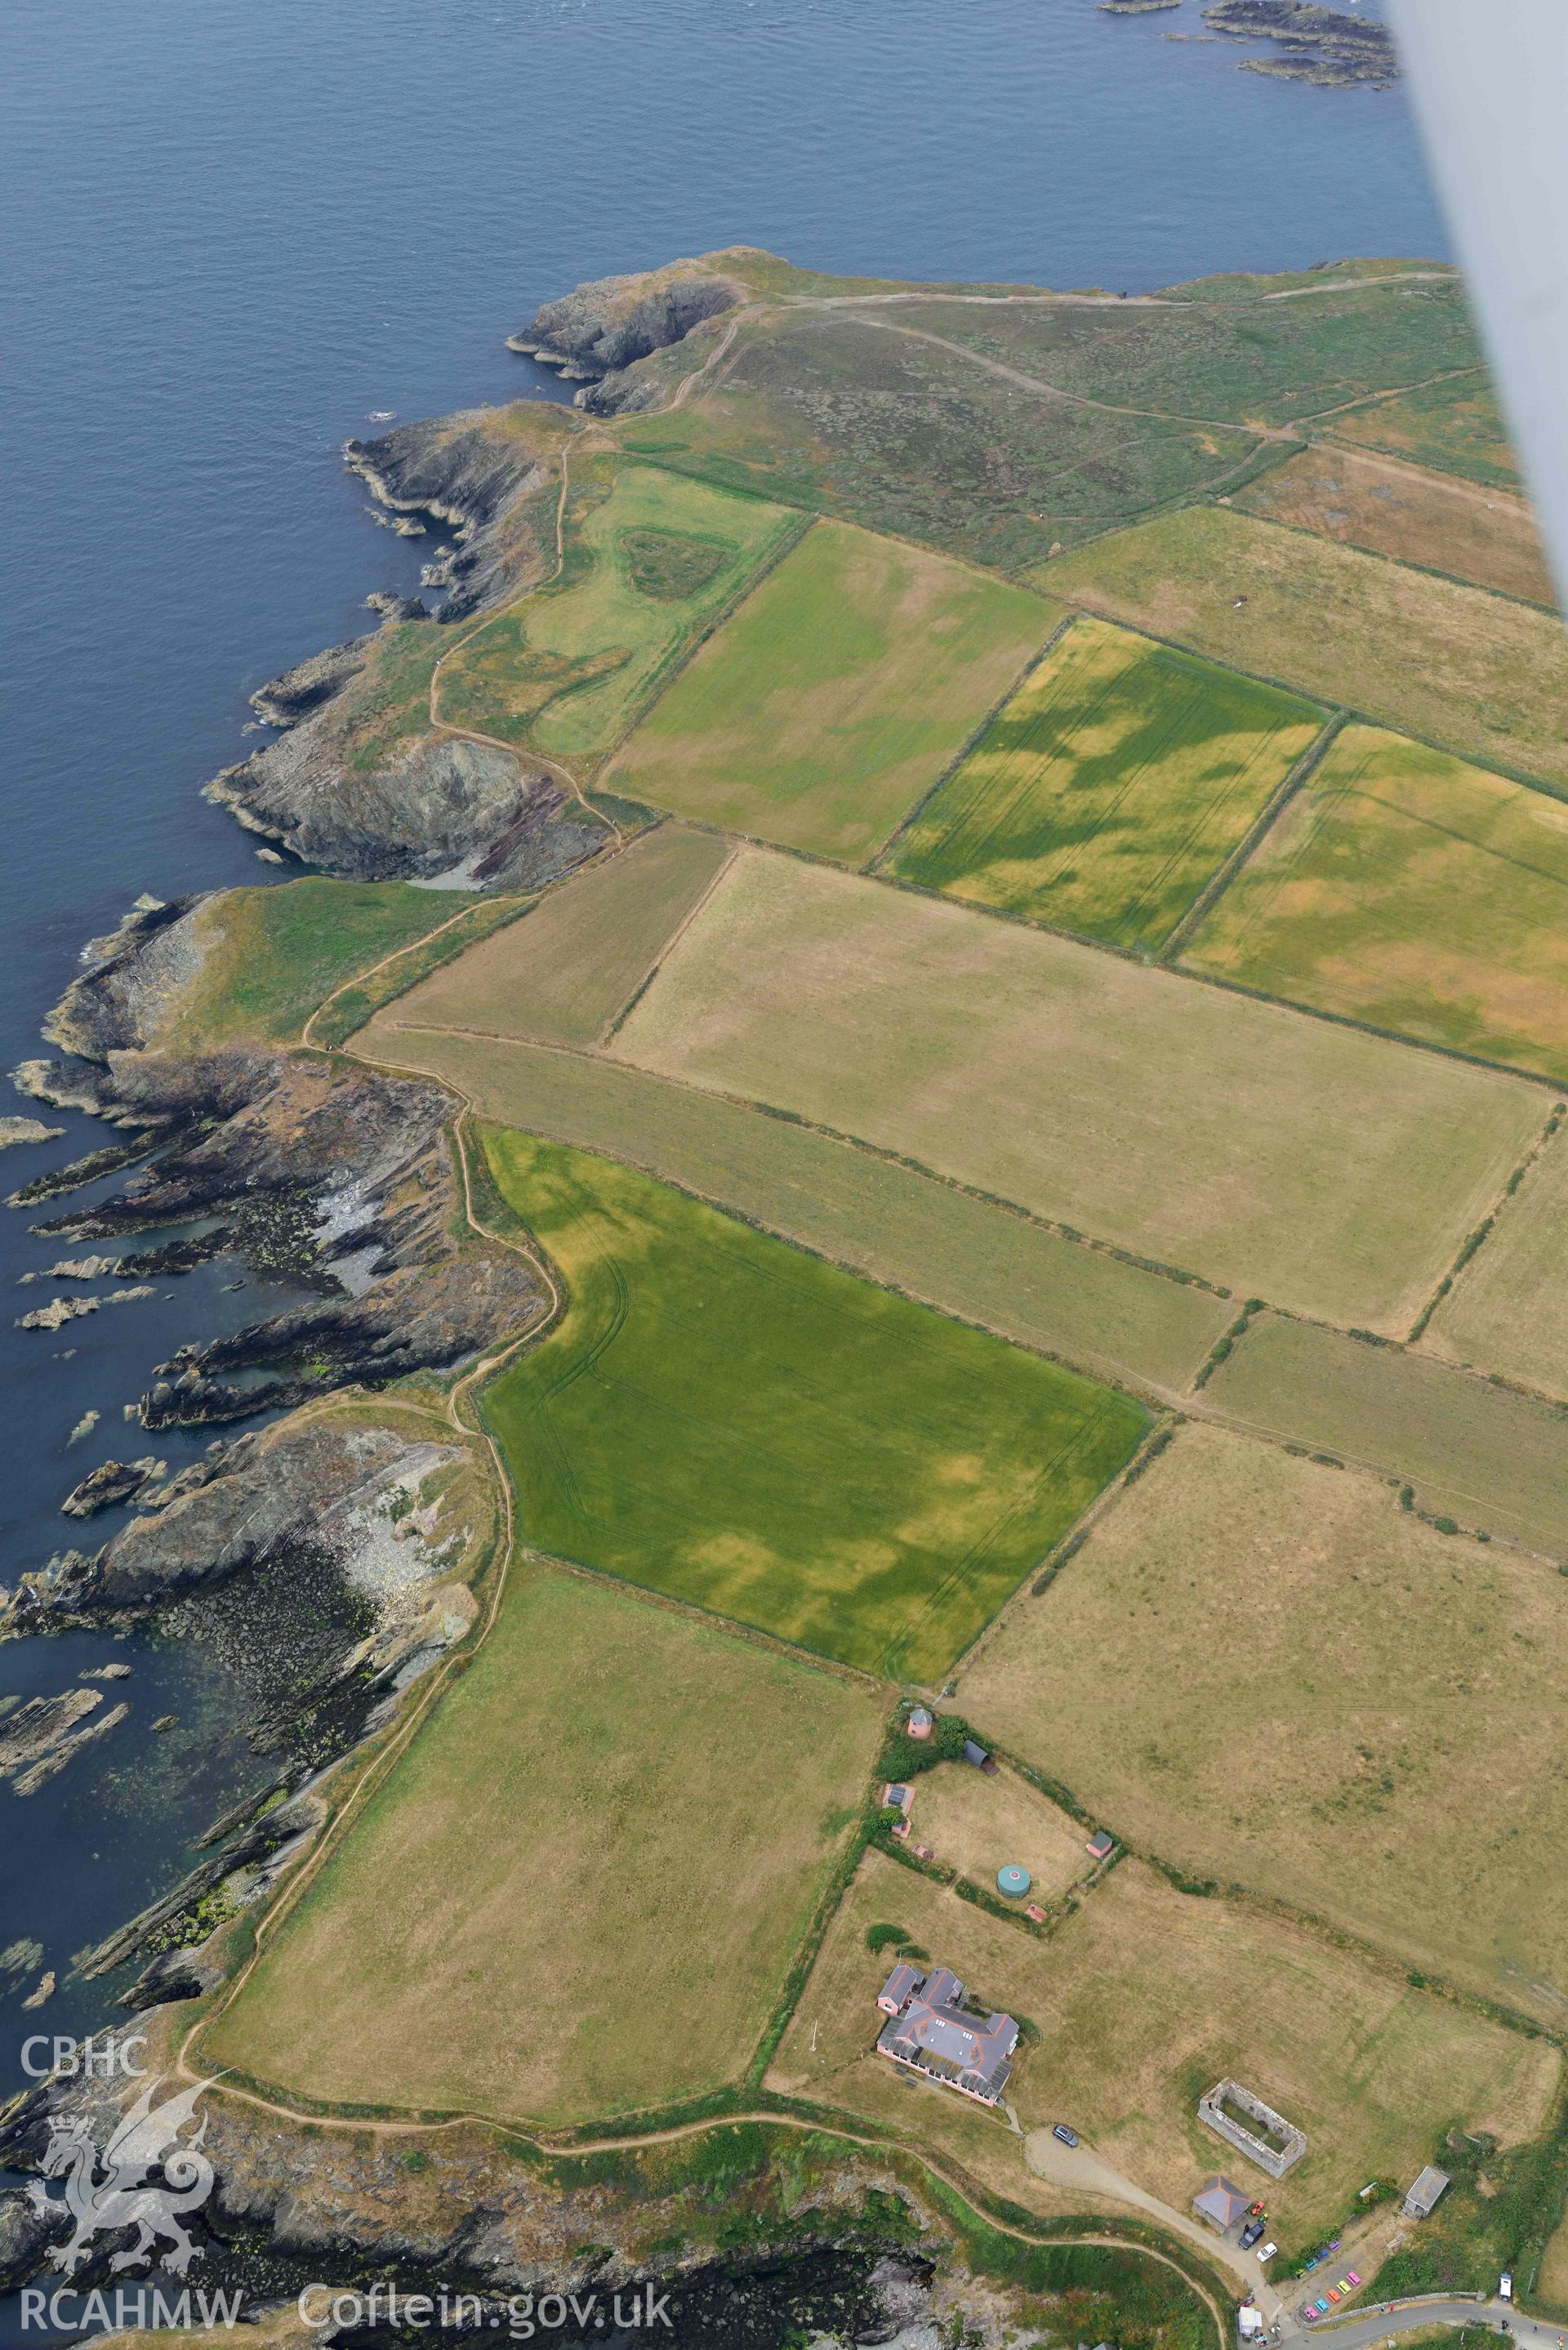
<box><xmin>1203</xmin><ymin>0</ymin><xmax>1399</xmax><ymax>83</ymax></box>
<box><xmin>510</xmin><ymin>261</ymin><xmax>739</xmax><ymax>382</ymax></box>
<box><xmin>42</xmin><ymin>894</ymin><xmax>212</xmax><ymax>1059</ymax></box>
<box><xmin>60</xmin><ymin>1456</ymin><xmax>164</xmax><ymax>1516</ymax></box>
<box><xmin>0</xmin><ymin>1688</ymin><xmax>130</xmax><ymax>1794</ymax></box>
<box><xmin>14</xmin><ymin>1047</ymin><xmax>546</xmax><ymax>1426</ymax></box>
<box><xmin>0</xmin><ymin>1117</ymin><xmax>63</xmax><ymax>1151</ymax></box>
<box><xmin>250</xmin><ymin>632</ymin><xmax>376</xmax><ymax>726</ymax></box>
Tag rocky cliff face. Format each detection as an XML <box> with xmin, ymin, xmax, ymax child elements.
<box><xmin>0</xmin><ymin>2062</ymin><xmax>981</xmax><ymax>2349</ymax></box>
<box><xmin>14</xmin><ymin>1047</ymin><xmax>546</xmax><ymax>1428</ymax></box>
<box><xmin>510</xmin><ymin>261</ymin><xmax>739</xmax><ymax>382</ymax></box>
<box><xmin>208</xmin><ymin>725</ymin><xmax>604</xmax><ymax>888</ymax></box>
<box><xmin>42</xmin><ymin>894</ymin><xmax>213</xmax><ymax>1059</ymax></box>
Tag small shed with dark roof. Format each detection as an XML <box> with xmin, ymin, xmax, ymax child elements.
<box><xmin>1193</xmin><ymin>2176</ymin><xmax>1251</xmax><ymax>2234</ymax></box>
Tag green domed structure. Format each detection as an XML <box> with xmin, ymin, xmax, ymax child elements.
<box><xmin>996</xmin><ymin>1863</ymin><xmax>1031</xmax><ymax>1899</ymax></box>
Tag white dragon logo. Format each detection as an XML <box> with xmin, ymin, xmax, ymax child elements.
<box><xmin>25</xmin><ymin>2075</ymin><xmax>217</xmax><ymax>2276</ymax></box>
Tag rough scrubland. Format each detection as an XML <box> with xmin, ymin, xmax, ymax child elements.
<box><xmin>1237</xmin><ymin>446</ymin><xmax>1552</xmax><ymax>605</ymax></box>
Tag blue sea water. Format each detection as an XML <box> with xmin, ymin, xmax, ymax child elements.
<box><xmin>0</xmin><ymin>0</ymin><xmax>1442</xmax><ymax>2164</ymax></box>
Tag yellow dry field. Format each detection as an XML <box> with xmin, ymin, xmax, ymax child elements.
<box><xmin>203</xmin><ymin>1567</ymin><xmax>885</xmax><ymax>2126</ymax></box>
<box><xmin>1038</xmin><ymin>506</ymin><xmax>1568</xmax><ymax>791</ymax></box>
<box><xmin>1423</xmin><ymin>1125</ymin><xmax>1568</xmax><ymax>1403</ymax></box>
<box><xmin>368</xmin><ymin>823</ymin><xmax>732</xmax><ymax>1049</ymax></box>
<box><xmin>770</xmin><ymin>1849</ymin><xmax>1555</xmax><ymax>2241</ymax></box>
<box><xmin>958</xmin><ymin>1422</ymin><xmax>1568</xmax><ymax>2018</ymax></box>
<box><xmin>905</xmin><ymin>1763</ymin><xmax>1093</xmax><ymax>1904</ymax></box>
<box><xmin>354</xmin><ymin>1030</ymin><xmax>1231</xmax><ymax>1396</ymax></box>
<box><xmin>610</xmin><ymin>846</ymin><xmax>1543</xmax><ymax>1334</ymax></box>
<box><xmin>1203</xmin><ymin>1310</ymin><xmax>1568</xmax><ymax>1556</ymax></box>
<box><xmin>1237</xmin><ymin>447</ymin><xmax>1553</xmax><ymax>606</ymax></box>
<box><xmin>1183</xmin><ymin>725</ymin><xmax>1568</xmax><ymax>1086</ymax></box>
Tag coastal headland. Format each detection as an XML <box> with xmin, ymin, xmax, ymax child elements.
<box><xmin>4</xmin><ymin>244</ymin><xmax>1568</xmax><ymax>2349</ymax></box>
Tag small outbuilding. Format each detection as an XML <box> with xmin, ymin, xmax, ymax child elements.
<box><xmin>1403</xmin><ymin>2165</ymin><xmax>1451</xmax><ymax>2219</ymax></box>
<box><xmin>1193</xmin><ymin>2176</ymin><xmax>1252</xmax><ymax>2236</ymax></box>
<box><xmin>906</xmin><ymin>1706</ymin><xmax>933</xmax><ymax>1739</ymax></box>
<box><xmin>883</xmin><ymin>1781</ymin><xmax>914</xmax><ymax>1814</ymax></box>
<box><xmin>1085</xmin><ymin>1830</ymin><xmax>1116</xmax><ymax>1862</ymax></box>
<box><xmin>963</xmin><ymin>1738</ymin><xmax>996</xmax><ymax>1773</ymax></box>
<box><xmin>996</xmin><ymin>1863</ymin><xmax>1032</xmax><ymax>1899</ymax></box>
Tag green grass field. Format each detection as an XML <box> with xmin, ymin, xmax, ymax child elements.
<box><xmin>476</xmin><ymin>1129</ymin><xmax>1148</xmax><ymax>1680</ymax></box>
<box><xmin>612</xmin><ymin>846</ymin><xmax>1544</xmax><ymax>1333</ymax></box>
<box><xmin>1425</xmin><ymin>1126</ymin><xmax>1568</xmax><ymax>1403</ymax></box>
<box><xmin>152</xmin><ymin>881</ymin><xmax>521</xmax><ymax>1050</ymax></box>
<box><xmin>604</xmin><ymin>519</ymin><xmax>1053</xmax><ymax>863</ymax></box>
<box><xmin>355</xmin><ymin>1028</ymin><xmax>1232</xmax><ymax>1393</ymax></box>
<box><xmin>204</xmin><ymin>1567</ymin><xmax>884</xmax><ymax>2125</ymax></box>
<box><xmin>884</xmin><ymin>616</ymin><xmax>1325</xmax><ymax>948</ymax></box>
<box><xmin>1203</xmin><ymin>1310</ymin><xmax>1568</xmax><ymax>1556</ymax></box>
<box><xmin>958</xmin><ymin>1420</ymin><xmax>1568</xmax><ymax>2019</ymax></box>
<box><xmin>434</xmin><ymin>462</ymin><xmax>802</xmax><ymax>765</ymax></box>
<box><xmin>1185</xmin><ymin>725</ymin><xmax>1568</xmax><ymax>1082</ymax></box>
<box><xmin>374</xmin><ymin>823</ymin><xmax>733</xmax><ymax>1049</ymax></box>
<box><xmin>1039</xmin><ymin>506</ymin><xmax>1568</xmax><ymax>791</ymax></box>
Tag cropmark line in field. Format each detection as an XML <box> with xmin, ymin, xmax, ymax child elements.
<box><xmin>867</xmin><ymin>611</ymin><xmax>1080</xmax><ymax>875</ymax></box>
<box><xmin>1158</xmin><ymin>710</ymin><xmax>1349</xmax><ymax>965</ymax></box>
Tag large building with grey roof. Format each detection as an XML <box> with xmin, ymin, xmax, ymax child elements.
<box><xmin>874</xmin><ymin>1963</ymin><xmax>1019</xmax><ymax>2105</ymax></box>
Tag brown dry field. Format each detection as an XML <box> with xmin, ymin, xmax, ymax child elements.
<box><xmin>1424</xmin><ymin>1124</ymin><xmax>1568</xmax><ymax>1405</ymax></box>
<box><xmin>1203</xmin><ymin>1309</ymin><xmax>1568</xmax><ymax>1557</ymax></box>
<box><xmin>1237</xmin><ymin>447</ymin><xmax>1553</xmax><ymax>606</ymax></box>
<box><xmin>206</xmin><ymin>1567</ymin><xmax>885</xmax><ymax>2125</ymax></box>
<box><xmin>376</xmin><ymin>824</ymin><xmax>732</xmax><ymax>1049</ymax></box>
<box><xmin>770</xmin><ymin>1848</ymin><xmax>1556</xmax><ymax>2241</ymax></box>
<box><xmin>905</xmin><ymin>1762</ymin><xmax>1094</xmax><ymax>1904</ymax></box>
<box><xmin>353</xmin><ymin>1029</ymin><xmax>1230</xmax><ymax>1396</ymax></box>
<box><xmin>958</xmin><ymin>1420</ymin><xmax>1568</xmax><ymax>2018</ymax></box>
<box><xmin>611</xmin><ymin>845</ymin><xmax>1544</xmax><ymax>1334</ymax></box>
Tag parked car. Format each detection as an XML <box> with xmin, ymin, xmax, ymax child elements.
<box><xmin>1256</xmin><ymin>2245</ymin><xmax>1277</xmax><ymax>2265</ymax></box>
<box><xmin>1239</xmin><ymin>2220</ymin><xmax>1266</xmax><ymax>2250</ymax></box>
<box><xmin>1052</xmin><ymin>2123</ymin><xmax>1080</xmax><ymax>2147</ymax></box>
<box><xmin>1499</xmin><ymin>2275</ymin><xmax>1513</xmax><ymax>2303</ymax></box>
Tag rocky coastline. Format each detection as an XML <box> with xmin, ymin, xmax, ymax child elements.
<box><xmin>0</xmin><ymin>256</ymin><xmax>1138</xmax><ymax>2348</ymax></box>
<box><xmin>1200</xmin><ymin>0</ymin><xmax>1399</xmax><ymax>85</ymax></box>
